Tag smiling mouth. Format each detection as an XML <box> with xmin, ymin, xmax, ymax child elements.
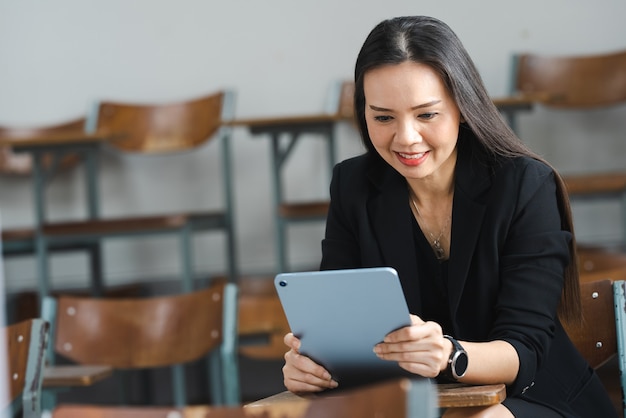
<box><xmin>397</xmin><ymin>151</ymin><xmax>427</xmax><ymax>159</ymax></box>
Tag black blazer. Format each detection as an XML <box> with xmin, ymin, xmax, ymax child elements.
<box><xmin>320</xmin><ymin>137</ymin><xmax>616</xmax><ymax>417</ymax></box>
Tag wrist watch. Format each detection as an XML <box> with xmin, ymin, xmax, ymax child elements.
<box><xmin>441</xmin><ymin>335</ymin><xmax>468</xmax><ymax>381</ymax></box>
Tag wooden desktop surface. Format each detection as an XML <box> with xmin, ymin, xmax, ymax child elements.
<box><xmin>247</xmin><ymin>382</ymin><xmax>507</xmax><ymax>409</ymax></box>
<box><xmin>43</xmin><ymin>364</ymin><xmax>113</xmax><ymax>388</ymax></box>
<box><xmin>0</xmin><ymin>130</ymin><xmax>114</xmax><ymax>147</ymax></box>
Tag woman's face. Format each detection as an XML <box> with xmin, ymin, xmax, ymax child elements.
<box><xmin>363</xmin><ymin>61</ymin><xmax>462</xmax><ymax>183</ymax></box>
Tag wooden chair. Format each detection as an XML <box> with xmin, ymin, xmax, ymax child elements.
<box><xmin>563</xmin><ymin>279</ymin><xmax>618</xmax><ymax>369</ymax></box>
<box><xmin>40</xmin><ymin>279</ymin><xmax>239</xmax><ymax>409</ymax></box>
<box><xmin>511</xmin><ymin>50</ymin><xmax>626</xmax><ymax>247</ymax></box>
<box><xmin>578</xmin><ymin>245</ymin><xmax>626</xmax><ymax>275</ymax></box>
<box><xmin>51</xmin><ymin>377</ymin><xmax>438</xmax><ymax>418</ymax></box>
<box><xmin>2</xmin><ymin>318</ymin><xmax>49</xmax><ymax>418</ymax></box>
<box><xmin>35</xmin><ymin>90</ymin><xmax>237</xmax><ymax>299</ymax></box>
<box><xmin>563</xmin><ymin>273</ymin><xmax>626</xmax><ymax>417</ymax></box>
<box><xmin>237</xmin><ymin>276</ymin><xmax>290</xmax><ymax>360</ymax></box>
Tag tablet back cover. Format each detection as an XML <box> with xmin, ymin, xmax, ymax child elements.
<box><xmin>275</xmin><ymin>267</ymin><xmax>413</xmax><ymax>388</ymax></box>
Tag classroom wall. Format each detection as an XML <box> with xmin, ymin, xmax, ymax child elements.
<box><xmin>1</xmin><ymin>0</ymin><xmax>625</xmax><ymax>291</ymax></box>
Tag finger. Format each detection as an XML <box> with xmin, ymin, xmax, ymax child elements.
<box><xmin>283</xmin><ymin>351</ymin><xmax>338</xmax><ymax>392</ymax></box>
<box><xmin>383</xmin><ymin>320</ymin><xmax>442</xmax><ymax>343</ymax></box>
<box><xmin>372</xmin><ymin>345</ymin><xmax>445</xmax><ymax>379</ymax></box>
<box><xmin>283</xmin><ymin>369</ymin><xmax>339</xmax><ymax>393</ymax></box>
<box><xmin>396</xmin><ymin>360</ymin><xmax>441</xmax><ymax>378</ymax></box>
<box><xmin>410</xmin><ymin>314</ymin><xmax>425</xmax><ymax>325</ymax></box>
<box><xmin>284</xmin><ymin>375</ymin><xmax>338</xmax><ymax>394</ymax></box>
<box><xmin>284</xmin><ymin>332</ymin><xmax>301</xmax><ymax>351</ymax></box>
<box><xmin>285</xmin><ymin>350</ymin><xmax>333</xmax><ymax>380</ymax></box>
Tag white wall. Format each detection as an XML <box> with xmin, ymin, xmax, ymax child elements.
<box><xmin>1</xmin><ymin>0</ymin><xmax>625</xmax><ymax>291</ymax></box>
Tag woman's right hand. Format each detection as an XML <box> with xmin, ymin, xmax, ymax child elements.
<box><xmin>282</xmin><ymin>332</ymin><xmax>339</xmax><ymax>393</ymax></box>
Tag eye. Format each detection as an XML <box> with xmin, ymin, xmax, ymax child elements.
<box><xmin>418</xmin><ymin>112</ymin><xmax>437</xmax><ymax>120</ymax></box>
<box><xmin>373</xmin><ymin>115</ymin><xmax>393</xmax><ymax>122</ymax></box>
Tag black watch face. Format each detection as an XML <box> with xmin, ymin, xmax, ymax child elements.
<box><xmin>454</xmin><ymin>351</ymin><xmax>469</xmax><ymax>377</ymax></box>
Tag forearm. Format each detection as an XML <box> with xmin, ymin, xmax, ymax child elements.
<box><xmin>454</xmin><ymin>340</ymin><xmax>519</xmax><ymax>385</ymax></box>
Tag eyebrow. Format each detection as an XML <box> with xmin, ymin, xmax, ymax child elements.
<box><xmin>368</xmin><ymin>100</ymin><xmax>442</xmax><ymax>112</ymax></box>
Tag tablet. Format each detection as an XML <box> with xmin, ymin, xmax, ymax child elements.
<box><xmin>274</xmin><ymin>267</ymin><xmax>414</xmax><ymax>388</ymax></box>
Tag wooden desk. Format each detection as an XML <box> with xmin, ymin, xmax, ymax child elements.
<box><xmin>436</xmin><ymin>383</ymin><xmax>507</xmax><ymax>408</ymax></box>
<box><xmin>492</xmin><ymin>95</ymin><xmax>535</xmax><ymax>133</ymax></box>
<box><xmin>42</xmin><ymin>365</ymin><xmax>114</xmax><ymax>413</ymax></box>
<box><xmin>43</xmin><ymin>364</ymin><xmax>113</xmax><ymax>388</ymax></box>
<box><xmin>246</xmin><ymin>382</ymin><xmax>506</xmax><ymax>409</ymax></box>
<box><xmin>228</xmin><ymin>96</ymin><xmax>534</xmax><ymax>273</ymax></box>
<box><xmin>0</xmin><ymin>130</ymin><xmax>113</xmax><ymax>298</ymax></box>
<box><xmin>228</xmin><ymin>113</ymin><xmax>349</xmax><ymax>273</ymax></box>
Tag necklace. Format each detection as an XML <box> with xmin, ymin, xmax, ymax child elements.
<box><xmin>411</xmin><ymin>197</ymin><xmax>451</xmax><ymax>261</ymax></box>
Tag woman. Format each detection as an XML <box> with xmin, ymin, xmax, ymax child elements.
<box><xmin>282</xmin><ymin>16</ymin><xmax>617</xmax><ymax>417</ymax></box>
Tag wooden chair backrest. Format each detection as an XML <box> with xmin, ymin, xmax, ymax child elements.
<box><xmin>514</xmin><ymin>49</ymin><xmax>626</xmax><ymax>108</ymax></box>
<box><xmin>94</xmin><ymin>92</ymin><xmax>225</xmax><ymax>153</ymax></box>
<box><xmin>563</xmin><ymin>279</ymin><xmax>617</xmax><ymax>369</ymax></box>
<box><xmin>0</xmin><ymin>118</ymin><xmax>84</xmax><ymax>175</ymax></box>
<box><xmin>51</xmin><ymin>281</ymin><xmax>226</xmax><ymax>368</ymax></box>
<box><xmin>237</xmin><ymin>277</ymin><xmax>290</xmax><ymax>359</ymax></box>
<box><xmin>336</xmin><ymin>81</ymin><xmax>355</xmax><ymax>119</ymax></box>
<box><xmin>3</xmin><ymin>318</ymin><xmax>49</xmax><ymax>417</ymax></box>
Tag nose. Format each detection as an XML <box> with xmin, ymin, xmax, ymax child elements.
<box><xmin>395</xmin><ymin>118</ymin><xmax>422</xmax><ymax>144</ymax></box>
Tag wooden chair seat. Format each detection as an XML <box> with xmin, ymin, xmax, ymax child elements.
<box><xmin>278</xmin><ymin>201</ymin><xmax>329</xmax><ymax>219</ymax></box>
<box><xmin>564</xmin><ymin>172</ymin><xmax>626</xmax><ymax>196</ymax></box>
<box><xmin>40</xmin><ymin>212</ymin><xmax>227</xmax><ymax>238</ymax></box>
<box><xmin>2</xmin><ymin>227</ymin><xmax>36</xmax><ymax>242</ymax></box>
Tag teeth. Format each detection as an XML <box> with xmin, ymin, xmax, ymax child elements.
<box><xmin>398</xmin><ymin>152</ymin><xmax>425</xmax><ymax>159</ymax></box>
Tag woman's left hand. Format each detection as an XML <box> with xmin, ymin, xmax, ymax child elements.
<box><xmin>373</xmin><ymin>314</ymin><xmax>450</xmax><ymax>378</ymax></box>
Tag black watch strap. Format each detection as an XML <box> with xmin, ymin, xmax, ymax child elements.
<box><xmin>441</xmin><ymin>335</ymin><xmax>468</xmax><ymax>381</ymax></box>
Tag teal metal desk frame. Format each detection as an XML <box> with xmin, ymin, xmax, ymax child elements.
<box><xmin>4</xmin><ymin>133</ymin><xmax>108</xmax><ymax>301</ymax></box>
<box><xmin>244</xmin><ymin>114</ymin><xmax>347</xmax><ymax>273</ymax></box>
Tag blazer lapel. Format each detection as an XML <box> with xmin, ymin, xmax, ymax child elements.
<box><xmin>366</xmin><ymin>160</ymin><xmax>422</xmax><ymax>309</ymax></box>
<box><xmin>447</xmin><ymin>139</ymin><xmax>492</xmax><ymax>320</ymax></box>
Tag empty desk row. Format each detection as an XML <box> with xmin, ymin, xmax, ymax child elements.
<box><xmin>0</xmin><ymin>92</ymin><xmax>237</xmax><ymax>302</ymax></box>
<box><xmin>2</xmin><ymin>47</ymin><xmax>626</xmax><ymax>300</ymax></box>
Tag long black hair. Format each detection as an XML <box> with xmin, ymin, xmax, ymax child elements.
<box><xmin>354</xmin><ymin>16</ymin><xmax>580</xmax><ymax>323</ymax></box>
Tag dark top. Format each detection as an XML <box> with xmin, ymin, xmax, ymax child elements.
<box><xmin>320</xmin><ymin>130</ymin><xmax>617</xmax><ymax>417</ymax></box>
<box><xmin>411</xmin><ymin>217</ymin><xmax>453</xmax><ymax>334</ymax></box>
